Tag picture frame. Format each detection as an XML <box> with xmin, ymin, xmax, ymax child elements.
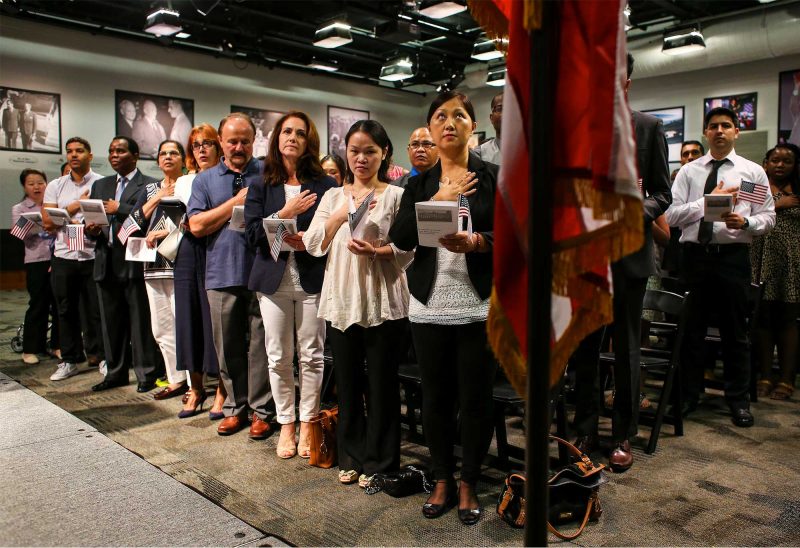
<box><xmin>777</xmin><ymin>69</ymin><xmax>800</xmax><ymax>146</ymax></box>
<box><xmin>641</xmin><ymin>106</ymin><xmax>685</xmax><ymax>162</ymax></box>
<box><xmin>703</xmin><ymin>92</ymin><xmax>757</xmax><ymax>131</ymax></box>
<box><xmin>115</xmin><ymin>90</ymin><xmax>194</xmax><ymax>160</ymax></box>
<box><xmin>0</xmin><ymin>86</ymin><xmax>62</xmax><ymax>154</ymax></box>
<box><xmin>328</xmin><ymin>106</ymin><xmax>369</xmax><ymax>159</ymax></box>
<box><xmin>230</xmin><ymin>105</ymin><xmax>285</xmax><ymax>159</ymax></box>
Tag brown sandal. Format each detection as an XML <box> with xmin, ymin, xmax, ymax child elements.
<box><xmin>756</xmin><ymin>379</ymin><xmax>773</xmax><ymax>398</ymax></box>
<box><xmin>770</xmin><ymin>382</ymin><xmax>794</xmax><ymax>401</ymax></box>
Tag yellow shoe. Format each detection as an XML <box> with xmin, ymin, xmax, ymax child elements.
<box><xmin>22</xmin><ymin>353</ymin><xmax>39</xmax><ymax>364</ymax></box>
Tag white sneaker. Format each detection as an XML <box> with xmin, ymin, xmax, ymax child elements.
<box><xmin>50</xmin><ymin>362</ymin><xmax>78</xmax><ymax>381</ymax></box>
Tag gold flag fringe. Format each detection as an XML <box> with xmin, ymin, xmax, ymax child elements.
<box><xmin>487</xmin><ymin>290</ymin><xmax>527</xmax><ymax>396</ymax></box>
<box><xmin>466</xmin><ymin>0</ymin><xmax>509</xmax><ymax>41</ymax></box>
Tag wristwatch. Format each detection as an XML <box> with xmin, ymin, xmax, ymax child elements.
<box><xmin>742</xmin><ymin>217</ymin><xmax>750</xmax><ymax>229</ymax></box>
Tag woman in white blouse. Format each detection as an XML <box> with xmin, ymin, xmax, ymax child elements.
<box><xmin>389</xmin><ymin>91</ymin><xmax>498</xmax><ymax>526</ymax></box>
<box><xmin>245</xmin><ymin>111</ymin><xmax>336</xmax><ymax>459</ymax></box>
<box><xmin>304</xmin><ymin>120</ymin><xmax>412</xmax><ymax>486</ymax></box>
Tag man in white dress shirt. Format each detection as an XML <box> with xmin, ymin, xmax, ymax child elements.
<box><xmin>474</xmin><ymin>92</ymin><xmax>502</xmax><ymax>165</ymax></box>
<box><xmin>666</xmin><ymin>107</ymin><xmax>775</xmax><ymax>427</ymax></box>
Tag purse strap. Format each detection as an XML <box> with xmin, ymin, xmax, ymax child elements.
<box><xmin>549</xmin><ymin>435</ymin><xmax>605</xmax><ymax>477</ymax></box>
<box><xmin>547</xmin><ymin>493</ymin><xmax>594</xmax><ymax>541</ymax></box>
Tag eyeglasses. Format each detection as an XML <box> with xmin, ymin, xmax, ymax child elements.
<box><xmin>232</xmin><ymin>174</ymin><xmax>244</xmax><ymax>196</ymax></box>
<box><xmin>191</xmin><ymin>140</ymin><xmax>216</xmax><ymax>151</ymax></box>
<box><xmin>408</xmin><ymin>141</ymin><xmax>436</xmax><ymax>150</ymax></box>
<box><xmin>158</xmin><ymin>150</ymin><xmax>181</xmax><ymax>157</ymax></box>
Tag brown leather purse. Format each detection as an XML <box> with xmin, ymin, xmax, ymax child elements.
<box><xmin>308</xmin><ymin>406</ymin><xmax>338</xmax><ymax>469</ymax></box>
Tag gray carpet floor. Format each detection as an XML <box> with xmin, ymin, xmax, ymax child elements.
<box><xmin>1</xmin><ymin>289</ymin><xmax>799</xmax><ymax>546</ymax></box>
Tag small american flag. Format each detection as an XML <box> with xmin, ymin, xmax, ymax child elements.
<box><xmin>738</xmin><ymin>180</ymin><xmax>768</xmax><ymax>205</ymax></box>
<box><xmin>117</xmin><ymin>216</ymin><xmax>140</xmax><ymax>246</ymax></box>
<box><xmin>457</xmin><ymin>193</ymin><xmax>472</xmax><ymax>233</ymax></box>
<box><xmin>270</xmin><ymin>222</ymin><xmax>288</xmax><ymax>262</ymax></box>
<box><xmin>11</xmin><ymin>217</ymin><xmax>35</xmax><ymax>240</ymax></box>
<box><xmin>66</xmin><ymin>224</ymin><xmax>85</xmax><ymax>252</ymax></box>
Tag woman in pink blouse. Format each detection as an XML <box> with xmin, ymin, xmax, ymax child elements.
<box><xmin>11</xmin><ymin>169</ymin><xmax>58</xmax><ymax>364</ymax></box>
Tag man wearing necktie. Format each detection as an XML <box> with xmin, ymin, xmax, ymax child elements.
<box><xmin>85</xmin><ymin>136</ymin><xmax>164</xmax><ymax>392</ymax></box>
<box><xmin>666</xmin><ymin>107</ymin><xmax>775</xmax><ymax>427</ymax></box>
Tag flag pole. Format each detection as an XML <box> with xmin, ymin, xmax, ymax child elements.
<box><xmin>525</xmin><ymin>1</ymin><xmax>558</xmax><ymax>546</ymax></box>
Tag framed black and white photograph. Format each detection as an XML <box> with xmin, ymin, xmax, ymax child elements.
<box><xmin>230</xmin><ymin>105</ymin><xmax>284</xmax><ymax>159</ymax></box>
<box><xmin>641</xmin><ymin>106</ymin><xmax>685</xmax><ymax>162</ymax></box>
<box><xmin>778</xmin><ymin>69</ymin><xmax>800</xmax><ymax>147</ymax></box>
<box><xmin>115</xmin><ymin>90</ymin><xmax>194</xmax><ymax>160</ymax></box>
<box><xmin>328</xmin><ymin>106</ymin><xmax>369</xmax><ymax>159</ymax></box>
<box><xmin>703</xmin><ymin>92</ymin><xmax>757</xmax><ymax>131</ymax></box>
<box><xmin>0</xmin><ymin>86</ymin><xmax>61</xmax><ymax>154</ymax></box>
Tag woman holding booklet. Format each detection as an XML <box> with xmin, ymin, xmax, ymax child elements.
<box><xmin>304</xmin><ymin>120</ymin><xmax>412</xmax><ymax>486</ymax></box>
<box><xmin>127</xmin><ymin>139</ymin><xmax>189</xmax><ymax>401</ymax></box>
<box><xmin>389</xmin><ymin>91</ymin><xmax>498</xmax><ymax>526</ymax></box>
<box><xmin>245</xmin><ymin>111</ymin><xmax>336</xmax><ymax>459</ymax></box>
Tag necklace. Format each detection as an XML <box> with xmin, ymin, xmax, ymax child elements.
<box><xmin>349</xmin><ymin>185</ymin><xmax>375</xmax><ymax>204</ymax></box>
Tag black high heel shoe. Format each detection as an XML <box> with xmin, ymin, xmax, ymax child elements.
<box><xmin>178</xmin><ymin>390</ymin><xmax>207</xmax><ymax>419</ymax></box>
<box><xmin>422</xmin><ymin>480</ymin><xmax>457</xmax><ymax>519</ymax></box>
<box><xmin>457</xmin><ymin>484</ymin><xmax>482</xmax><ymax>526</ymax></box>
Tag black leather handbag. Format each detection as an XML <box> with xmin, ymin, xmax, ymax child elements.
<box><xmin>496</xmin><ymin>436</ymin><xmax>607</xmax><ymax>540</ymax></box>
<box><xmin>364</xmin><ymin>465</ymin><xmax>434</xmax><ymax>497</ymax></box>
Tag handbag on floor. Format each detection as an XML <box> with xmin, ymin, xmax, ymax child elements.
<box><xmin>364</xmin><ymin>465</ymin><xmax>434</xmax><ymax>497</ymax></box>
<box><xmin>308</xmin><ymin>406</ymin><xmax>338</xmax><ymax>469</ymax></box>
<box><xmin>496</xmin><ymin>435</ymin><xmax>607</xmax><ymax>540</ymax></box>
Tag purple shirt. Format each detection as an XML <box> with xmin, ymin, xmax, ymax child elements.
<box><xmin>11</xmin><ymin>198</ymin><xmax>52</xmax><ymax>263</ymax></box>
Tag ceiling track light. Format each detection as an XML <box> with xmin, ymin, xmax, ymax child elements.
<box><xmin>307</xmin><ymin>58</ymin><xmax>339</xmax><ymax>72</ymax></box>
<box><xmin>314</xmin><ymin>22</ymin><xmax>353</xmax><ymax>49</ymax></box>
<box><xmin>624</xmin><ymin>4</ymin><xmax>632</xmax><ymax>31</ymax></box>
<box><xmin>379</xmin><ymin>55</ymin><xmax>415</xmax><ymax>82</ymax></box>
<box><xmin>418</xmin><ymin>1</ymin><xmax>467</xmax><ymax>19</ymax></box>
<box><xmin>471</xmin><ymin>38</ymin><xmax>505</xmax><ymax>61</ymax></box>
<box><xmin>144</xmin><ymin>8</ymin><xmax>182</xmax><ymax>37</ymax></box>
<box><xmin>486</xmin><ymin>63</ymin><xmax>506</xmax><ymax>87</ymax></box>
<box><xmin>662</xmin><ymin>27</ymin><xmax>706</xmax><ymax>56</ymax></box>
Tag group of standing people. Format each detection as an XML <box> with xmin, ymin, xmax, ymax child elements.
<box><xmin>12</xmin><ymin>90</ymin><xmax>501</xmax><ymax>526</ymax></box>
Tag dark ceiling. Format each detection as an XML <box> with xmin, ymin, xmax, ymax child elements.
<box><xmin>0</xmin><ymin>0</ymin><xmax>781</xmax><ymax>92</ymax></box>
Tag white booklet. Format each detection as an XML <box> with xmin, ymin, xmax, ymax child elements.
<box><xmin>20</xmin><ymin>212</ymin><xmax>43</xmax><ymax>235</ymax></box>
<box><xmin>415</xmin><ymin>200</ymin><xmax>459</xmax><ymax>247</ymax></box>
<box><xmin>43</xmin><ymin>207</ymin><xmax>70</xmax><ymax>227</ymax></box>
<box><xmin>262</xmin><ymin>217</ymin><xmax>298</xmax><ymax>252</ymax></box>
<box><xmin>703</xmin><ymin>194</ymin><xmax>734</xmax><ymax>222</ymax></box>
<box><xmin>229</xmin><ymin>205</ymin><xmax>246</xmax><ymax>232</ymax></box>
<box><xmin>348</xmin><ymin>190</ymin><xmax>374</xmax><ymax>240</ymax></box>
<box><xmin>125</xmin><ymin>236</ymin><xmax>157</xmax><ymax>262</ymax></box>
<box><xmin>79</xmin><ymin>199</ymin><xmax>109</xmax><ymax>226</ymax></box>
<box><xmin>158</xmin><ymin>196</ymin><xmax>183</xmax><ymax>206</ymax></box>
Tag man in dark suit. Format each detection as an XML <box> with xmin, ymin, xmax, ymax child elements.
<box><xmin>20</xmin><ymin>103</ymin><xmax>36</xmax><ymax>150</ymax></box>
<box><xmin>2</xmin><ymin>98</ymin><xmax>20</xmax><ymax>148</ymax></box>
<box><xmin>572</xmin><ymin>53</ymin><xmax>672</xmax><ymax>471</ymax></box>
<box><xmin>86</xmin><ymin>136</ymin><xmax>164</xmax><ymax>392</ymax></box>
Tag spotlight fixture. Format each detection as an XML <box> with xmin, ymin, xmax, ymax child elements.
<box><xmin>313</xmin><ymin>22</ymin><xmax>353</xmax><ymax>49</ymax></box>
<box><xmin>662</xmin><ymin>27</ymin><xmax>706</xmax><ymax>56</ymax></box>
<box><xmin>486</xmin><ymin>64</ymin><xmax>506</xmax><ymax>87</ymax></box>
<box><xmin>418</xmin><ymin>1</ymin><xmax>467</xmax><ymax>19</ymax></box>
<box><xmin>379</xmin><ymin>55</ymin><xmax>415</xmax><ymax>82</ymax></box>
<box><xmin>307</xmin><ymin>59</ymin><xmax>339</xmax><ymax>72</ymax></box>
<box><xmin>144</xmin><ymin>8</ymin><xmax>182</xmax><ymax>37</ymax></box>
<box><xmin>623</xmin><ymin>4</ymin><xmax>632</xmax><ymax>31</ymax></box>
<box><xmin>471</xmin><ymin>38</ymin><xmax>504</xmax><ymax>61</ymax></box>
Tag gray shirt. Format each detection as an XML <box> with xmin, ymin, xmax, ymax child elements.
<box><xmin>44</xmin><ymin>170</ymin><xmax>103</xmax><ymax>260</ymax></box>
<box><xmin>475</xmin><ymin>137</ymin><xmax>501</xmax><ymax>166</ymax></box>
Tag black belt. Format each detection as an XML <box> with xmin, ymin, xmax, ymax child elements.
<box><xmin>684</xmin><ymin>242</ymin><xmax>748</xmax><ymax>254</ymax></box>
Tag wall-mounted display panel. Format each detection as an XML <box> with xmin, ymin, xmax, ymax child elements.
<box><xmin>0</xmin><ymin>86</ymin><xmax>61</xmax><ymax>154</ymax></box>
<box><xmin>115</xmin><ymin>90</ymin><xmax>194</xmax><ymax>160</ymax></box>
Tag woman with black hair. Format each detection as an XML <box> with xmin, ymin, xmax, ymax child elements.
<box><xmin>245</xmin><ymin>111</ymin><xmax>336</xmax><ymax>459</ymax></box>
<box><xmin>320</xmin><ymin>153</ymin><xmax>346</xmax><ymax>186</ymax></box>
<box><xmin>752</xmin><ymin>142</ymin><xmax>800</xmax><ymax>400</ymax></box>
<box><xmin>304</xmin><ymin>119</ymin><xmax>412</xmax><ymax>487</ymax></box>
<box><xmin>389</xmin><ymin>91</ymin><xmax>498</xmax><ymax>525</ymax></box>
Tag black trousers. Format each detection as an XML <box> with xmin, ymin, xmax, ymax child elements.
<box><xmin>50</xmin><ymin>257</ymin><xmax>102</xmax><ymax>363</ymax></box>
<box><xmin>97</xmin><ymin>276</ymin><xmax>163</xmax><ymax>384</ymax></box>
<box><xmin>573</xmin><ymin>271</ymin><xmax>647</xmax><ymax>441</ymax></box>
<box><xmin>412</xmin><ymin>321</ymin><xmax>497</xmax><ymax>484</ymax></box>
<box><xmin>328</xmin><ymin>319</ymin><xmax>405</xmax><ymax>476</ymax></box>
<box><xmin>23</xmin><ymin>261</ymin><xmax>58</xmax><ymax>354</ymax></box>
<box><xmin>681</xmin><ymin>243</ymin><xmax>751</xmax><ymax>408</ymax></box>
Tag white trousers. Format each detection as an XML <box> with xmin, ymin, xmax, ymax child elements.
<box><xmin>145</xmin><ymin>279</ymin><xmax>187</xmax><ymax>385</ymax></box>
<box><xmin>258</xmin><ymin>288</ymin><xmax>325</xmax><ymax>424</ymax></box>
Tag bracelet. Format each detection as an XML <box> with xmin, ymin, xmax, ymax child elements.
<box><xmin>371</xmin><ymin>247</ymin><xmax>378</xmax><ymax>262</ymax></box>
<box><xmin>471</xmin><ymin>232</ymin><xmax>481</xmax><ymax>253</ymax></box>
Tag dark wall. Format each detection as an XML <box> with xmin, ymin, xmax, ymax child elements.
<box><xmin>1</xmin><ymin>230</ymin><xmax>25</xmax><ymax>271</ymax></box>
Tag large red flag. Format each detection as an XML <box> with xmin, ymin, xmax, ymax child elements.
<box><xmin>470</xmin><ymin>0</ymin><xmax>642</xmax><ymax>395</ymax></box>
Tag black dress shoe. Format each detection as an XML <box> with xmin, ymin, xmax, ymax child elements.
<box><xmin>422</xmin><ymin>481</ymin><xmax>457</xmax><ymax>519</ymax></box>
<box><xmin>91</xmin><ymin>379</ymin><xmax>127</xmax><ymax>392</ymax></box>
<box><xmin>458</xmin><ymin>506</ymin><xmax>482</xmax><ymax>526</ymax></box>
<box><xmin>137</xmin><ymin>381</ymin><xmax>157</xmax><ymax>393</ymax></box>
<box><xmin>731</xmin><ymin>407</ymin><xmax>754</xmax><ymax>427</ymax></box>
